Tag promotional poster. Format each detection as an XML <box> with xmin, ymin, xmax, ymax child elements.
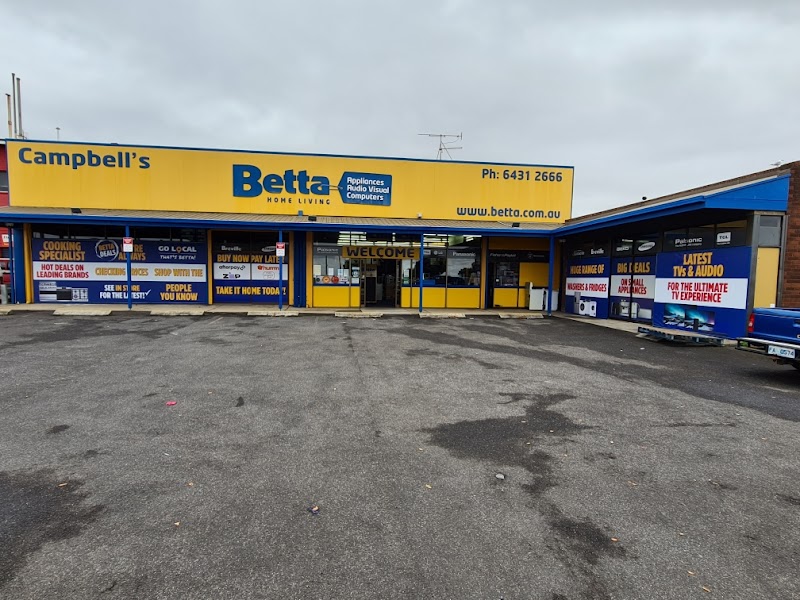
<box><xmin>32</xmin><ymin>238</ymin><xmax>208</xmax><ymax>303</ymax></box>
<box><xmin>609</xmin><ymin>256</ymin><xmax>656</xmax><ymax>322</ymax></box>
<box><xmin>652</xmin><ymin>246</ymin><xmax>751</xmax><ymax>338</ymax></box>
<box><xmin>564</xmin><ymin>253</ymin><xmax>611</xmax><ymax>318</ymax></box>
<box><xmin>212</xmin><ymin>240</ymin><xmax>288</xmax><ymax>303</ymax></box>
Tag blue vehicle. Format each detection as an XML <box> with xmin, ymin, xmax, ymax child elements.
<box><xmin>737</xmin><ymin>307</ymin><xmax>800</xmax><ymax>370</ymax></box>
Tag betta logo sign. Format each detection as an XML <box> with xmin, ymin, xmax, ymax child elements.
<box><xmin>232</xmin><ymin>165</ymin><xmax>330</xmax><ymax>197</ymax></box>
<box><xmin>95</xmin><ymin>239</ymin><xmax>119</xmax><ymax>262</ymax></box>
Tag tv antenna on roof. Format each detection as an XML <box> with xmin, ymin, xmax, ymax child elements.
<box><xmin>418</xmin><ymin>132</ymin><xmax>463</xmax><ymax>160</ymax></box>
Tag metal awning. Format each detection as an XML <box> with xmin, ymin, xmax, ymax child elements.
<box><xmin>558</xmin><ymin>171</ymin><xmax>790</xmax><ymax>235</ymax></box>
<box><xmin>0</xmin><ymin>206</ymin><xmax>561</xmax><ymax>236</ymax></box>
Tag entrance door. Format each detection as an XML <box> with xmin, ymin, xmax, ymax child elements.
<box><xmin>485</xmin><ymin>261</ymin><xmax>521</xmax><ymax>308</ymax></box>
<box><xmin>360</xmin><ymin>259</ymin><xmax>400</xmax><ymax>308</ymax></box>
<box><xmin>485</xmin><ymin>261</ymin><xmax>496</xmax><ymax>308</ymax></box>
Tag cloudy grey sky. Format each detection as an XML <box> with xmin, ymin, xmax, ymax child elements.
<box><xmin>3</xmin><ymin>0</ymin><xmax>798</xmax><ymax>216</ymax></box>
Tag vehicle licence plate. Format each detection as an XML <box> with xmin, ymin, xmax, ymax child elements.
<box><xmin>768</xmin><ymin>345</ymin><xmax>796</xmax><ymax>359</ymax></box>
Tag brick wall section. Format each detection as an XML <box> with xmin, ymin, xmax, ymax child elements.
<box><xmin>781</xmin><ymin>162</ymin><xmax>800</xmax><ymax>306</ymax></box>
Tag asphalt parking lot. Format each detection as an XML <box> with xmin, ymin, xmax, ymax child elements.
<box><xmin>0</xmin><ymin>314</ymin><xmax>798</xmax><ymax>600</ymax></box>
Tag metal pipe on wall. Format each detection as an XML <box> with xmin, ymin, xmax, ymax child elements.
<box><xmin>278</xmin><ymin>230</ymin><xmax>284</xmax><ymax>310</ymax></box>
<box><xmin>8</xmin><ymin>226</ymin><xmax>16</xmax><ymax>304</ymax></box>
<box><xmin>547</xmin><ymin>235</ymin><xmax>555</xmax><ymax>315</ymax></box>
<box><xmin>125</xmin><ymin>225</ymin><xmax>132</xmax><ymax>310</ymax></box>
<box><xmin>418</xmin><ymin>233</ymin><xmax>424</xmax><ymax>313</ymax></box>
<box><xmin>5</xmin><ymin>93</ymin><xmax>11</xmax><ymax>138</ymax></box>
<box><xmin>16</xmin><ymin>76</ymin><xmax>23</xmax><ymax>139</ymax></box>
<box><xmin>11</xmin><ymin>73</ymin><xmax>17</xmax><ymax>138</ymax></box>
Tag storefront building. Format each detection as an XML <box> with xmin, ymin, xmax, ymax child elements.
<box><xmin>2</xmin><ymin>139</ymin><xmax>797</xmax><ymax>338</ymax></box>
<box><xmin>555</xmin><ymin>163</ymin><xmax>798</xmax><ymax>338</ymax></box>
<box><xmin>0</xmin><ymin>140</ymin><xmax>572</xmax><ymax>310</ymax></box>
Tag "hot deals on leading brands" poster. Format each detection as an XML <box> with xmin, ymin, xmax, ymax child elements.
<box><xmin>32</xmin><ymin>238</ymin><xmax>208</xmax><ymax>303</ymax></box>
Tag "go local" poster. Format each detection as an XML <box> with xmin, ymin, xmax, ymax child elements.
<box><xmin>33</xmin><ymin>238</ymin><xmax>208</xmax><ymax>303</ymax></box>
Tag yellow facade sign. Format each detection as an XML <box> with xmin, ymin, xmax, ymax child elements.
<box><xmin>342</xmin><ymin>246</ymin><xmax>420</xmax><ymax>260</ymax></box>
<box><xmin>7</xmin><ymin>141</ymin><xmax>574</xmax><ymax>223</ymax></box>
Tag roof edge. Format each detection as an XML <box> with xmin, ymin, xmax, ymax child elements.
<box><xmin>569</xmin><ymin>162</ymin><xmax>797</xmax><ymax>224</ymax></box>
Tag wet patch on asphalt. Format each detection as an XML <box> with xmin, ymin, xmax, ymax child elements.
<box><xmin>423</xmin><ymin>392</ymin><xmax>586</xmax><ymax>470</ymax></box>
<box><xmin>498</xmin><ymin>392</ymin><xmax>527</xmax><ymax>404</ymax></box>
<box><xmin>0</xmin><ymin>316</ymin><xmax>194</xmax><ymax>349</ymax></box>
<box><xmin>709</xmin><ymin>480</ymin><xmax>739</xmax><ymax>491</ymax></box>
<box><xmin>776</xmin><ymin>493</ymin><xmax>800</xmax><ymax>507</ymax></box>
<box><xmin>423</xmin><ymin>393</ymin><xmax>626</xmax><ymax>597</ymax></box>
<box><xmin>407</xmin><ymin>347</ymin><xmax>505</xmax><ymax>370</ymax></box>
<box><xmin>0</xmin><ymin>469</ymin><xmax>104</xmax><ymax>589</ymax></box>
<box><xmin>546</xmin><ymin>506</ymin><xmax>626</xmax><ymax>566</ymax></box>
<box><xmin>390</xmin><ymin>324</ymin><xmax>653</xmax><ymax>386</ymax></box>
<box><xmin>662</xmin><ymin>421</ymin><xmax>737</xmax><ymax>428</ymax></box>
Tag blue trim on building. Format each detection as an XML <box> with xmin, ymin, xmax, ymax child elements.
<box><xmin>293</xmin><ymin>231</ymin><xmax>306</xmax><ymax>307</ymax></box>
<box><xmin>0</xmin><ymin>212</ymin><xmax>556</xmax><ymax>237</ymax></box>
<box><xmin>557</xmin><ymin>175</ymin><xmax>790</xmax><ymax>236</ymax></box>
<box><xmin>11</xmin><ymin>227</ymin><xmax>25</xmax><ymax>303</ymax></box>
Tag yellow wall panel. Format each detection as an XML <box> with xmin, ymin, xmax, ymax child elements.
<box><xmin>446</xmin><ymin>288</ymin><xmax>480</xmax><ymax>309</ymax></box>
<box><xmin>492</xmin><ymin>288</ymin><xmax>519</xmax><ymax>308</ymax></box>
<box><xmin>401</xmin><ymin>287</ymin><xmax>412</xmax><ymax>308</ymax></box>
<box><xmin>311</xmin><ymin>286</ymin><xmax>353</xmax><ymax>308</ymax></box>
<box><xmin>403</xmin><ymin>286</ymin><xmax>446</xmax><ymax>308</ymax></box>
<box><xmin>754</xmin><ymin>247</ymin><xmax>780</xmax><ymax>308</ymax></box>
<box><xmin>7</xmin><ymin>141</ymin><xmax>573</xmax><ymax>223</ymax></box>
<box><xmin>520</xmin><ymin>262</ymin><xmax>549</xmax><ymax>287</ymax></box>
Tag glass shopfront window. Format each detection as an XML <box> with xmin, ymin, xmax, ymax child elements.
<box><xmin>32</xmin><ymin>225</ymin><xmax>205</xmax><ymax>243</ymax></box>
<box><xmin>494</xmin><ymin>261</ymin><xmax>520</xmax><ymax>287</ymax></box>
<box><xmin>309</xmin><ymin>232</ymin><xmax>482</xmax><ymax>308</ymax></box>
<box><xmin>634</xmin><ymin>235</ymin><xmax>660</xmax><ymax>255</ymax></box>
<box><xmin>715</xmin><ymin>220</ymin><xmax>747</xmax><ymax>247</ymax></box>
<box><xmin>412</xmin><ymin>248</ymin><xmax>446</xmax><ymax>286</ymax></box>
<box><xmin>212</xmin><ymin>231</ymin><xmax>285</xmax><ymax>304</ymax></box>
<box><xmin>313</xmin><ymin>243</ymin><xmax>352</xmax><ymax>285</ymax></box>
<box><xmin>613</xmin><ymin>239</ymin><xmax>634</xmax><ymax>256</ymax></box>
<box><xmin>403</xmin><ymin>235</ymin><xmax>481</xmax><ymax>288</ymax></box>
<box><xmin>665</xmin><ymin>226</ymin><xmax>714</xmax><ymax>251</ymax></box>
<box><xmin>758</xmin><ymin>216</ymin><xmax>782</xmax><ymax>247</ymax></box>
<box><xmin>446</xmin><ymin>246</ymin><xmax>481</xmax><ymax>287</ymax></box>
<box><xmin>666</xmin><ymin>222</ymin><xmax>747</xmax><ymax>251</ymax></box>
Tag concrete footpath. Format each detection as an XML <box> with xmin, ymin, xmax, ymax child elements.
<box><xmin>0</xmin><ymin>304</ymin><xmax>545</xmax><ymax>320</ymax></box>
<box><xmin>0</xmin><ymin>303</ymin><xmax>740</xmax><ymax>345</ymax></box>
